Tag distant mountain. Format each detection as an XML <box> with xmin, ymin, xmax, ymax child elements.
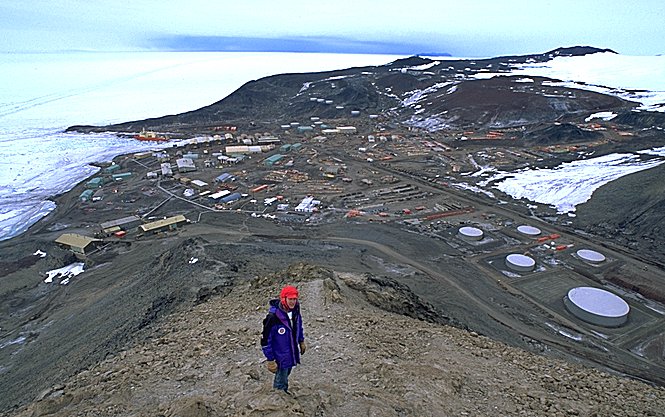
<box><xmin>68</xmin><ymin>46</ymin><xmax>634</xmax><ymax>137</ymax></box>
<box><xmin>492</xmin><ymin>45</ymin><xmax>616</xmax><ymax>62</ymax></box>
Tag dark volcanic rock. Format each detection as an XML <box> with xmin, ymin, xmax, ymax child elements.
<box><xmin>386</xmin><ymin>55</ymin><xmax>434</xmax><ymax>68</ymax></box>
<box><xmin>0</xmin><ymin>236</ymin><xmax>235</xmax><ymax>411</ymax></box>
<box><xmin>486</xmin><ymin>46</ymin><xmax>616</xmax><ymax>65</ymax></box>
<box><xmin>524</xmin><ymin>123</ymin><xmax>602</xmax><ymax>145</ymax></box>
<box><xmin>613</xmin><ymin>111</ymin><xmax>665</xmax><ymax>128</ymax></box>
<box><xmin>402</xmin><ymin>76</ymin><xmax>632</xmax><ymax>130</ymax></box>
<box><xmin>543</xmin><ymin>45</ymin><xmax>617</xmax><ymax>57</ymax></box>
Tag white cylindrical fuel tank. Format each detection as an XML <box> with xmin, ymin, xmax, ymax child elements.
<box><xmin>505</xmin><ymin>254</ymin><xmax>536</xmax><ymax>272</ymax></box>
<box><xmin>564</xmin><ymin>287</ymin><xmax>629</xmax><ymax>327</ymax></box>
<box><xmin>458</xmin><ymin>226</ymin><xmax>483</xmax><ymax>241</ymax></box>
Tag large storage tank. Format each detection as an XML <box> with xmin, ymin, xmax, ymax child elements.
<box><xmin>505</xmin><ymin>254</ymin><xmax>536</xmax><ymax>272</ymax></box>
<box><xmin>576</xmin><ymin>249</ymin><xmax>606</xmax><ymax>264</ymax></box>
<box><xmin>458</xmin><ymin>226</ymin><xmax>484</xmax><ymax>241</ymax></box>
<box><xmin>564</xmin><ymin>287</ymin><xmax>629</xmax><ymax>327</ymax></box>
<box><xmin>517</xmin><ymin>225</ymin><xmax>541</xmax><ymax>236</ymax></box>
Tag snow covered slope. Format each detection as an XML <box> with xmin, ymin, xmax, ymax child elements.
<box><xmin>474</xmin><ymin>52</ymin><xmax>665</xmax><ymax>112</ymax></box>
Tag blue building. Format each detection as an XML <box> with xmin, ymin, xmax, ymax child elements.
<box><xmin>215</xmin><ymin>172</ymin><xmax>235</xmax><ymax>182</ymax></box>
<box><xmin>221</xmin><ymin>192</ymin><xmax>242</xmax><ymax>203</ymax></box>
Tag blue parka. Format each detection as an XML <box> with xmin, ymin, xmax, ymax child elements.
<box><xmin>261</xmin><ymin>299</ymin><xmax>305</xmax><ymax>369</ymax></box>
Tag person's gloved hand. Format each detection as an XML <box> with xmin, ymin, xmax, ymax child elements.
<box><xmin>299</xmin><ymin>341</ymin><xmax>306</xmax><ymax>355</ymax></box>
<box><xmin>266</xmin><ymin>360</ymin><xmax>277</xmax><ymax>373</ymax></box>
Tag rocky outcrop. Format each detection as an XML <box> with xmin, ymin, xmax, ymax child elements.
<box><xmin>524</xmin><ymin>123</ymin><xmax>602</xmax><ymax>145</ymax></box>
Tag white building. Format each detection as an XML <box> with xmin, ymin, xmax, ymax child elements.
<box><xmin>176</xmin><ymin>158</ymin><xmax>196</xmax><ymax>173</ymax></box>
<box><xmin>190</xmin><ymin>179</ymin><xmax>208</xmax><ymax>189</ymax></box>
<box><xmin>295</xmin><ymin>196</ymin><xmax>320</xmax><ymax>212</ymax></box>
<box><xmin>225</xmin><ymin>145</ymin><xmax>250</xmax><ymax>154</ymax></box>
<box><xmin>209</xmin><ymin>190</ymin><xmax>231</xmax><ymax>200</ymax></box>
<box><xmin>161</xmin><ymin>163</ymin><xmax>173</xmax><ymax>177</ymax></box>
<box><xmin>337</xmin><ymin>126</ymin><xmax>357</xmax><ymax>134</ymax></box>
<box><xmin>218</xmin><ymin>155</ymin><xmax>240</xmax><ymax>164</ymax></box>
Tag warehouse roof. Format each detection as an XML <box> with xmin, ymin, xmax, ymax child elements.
<box><xmin>139</xmin><ymin>215</ymin><xmax>187</xmax><ymax>232</ymax></box>
<box><xmin>99</xmin><ymin>215</ymin><xmax>141</xmax><ymax>230</ymax></box>
<box><xmin>55</xmin><ymin>233</ymin><xmax>101</xmax><ymax>249</ymax></box>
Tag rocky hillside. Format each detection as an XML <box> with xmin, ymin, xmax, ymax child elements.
<box><xmin>5</xmin><ymin>264</ymin><xmax>664</xmax><ymax>417</ymax></box>
<box><xmin>574</xmin><ymin>161</ymin><xmax>665</xmax><ymax>269</ymax></box>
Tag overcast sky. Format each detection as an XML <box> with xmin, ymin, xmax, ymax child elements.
<box><xmin>2</xmin><ymin>0</ymin><xmax>664</xmax><ymax>56</ymax></box>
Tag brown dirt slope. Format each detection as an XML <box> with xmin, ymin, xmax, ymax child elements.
<box><xmin>7</xmin><ymin>264</ymin><xmax>664</xmax><ymax>417</ymax></box>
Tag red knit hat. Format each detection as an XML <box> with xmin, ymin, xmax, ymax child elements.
<box><xmin>280</xmin><ymin>285</ymin><xmax>299</xmax><ymax>299</ymax></box>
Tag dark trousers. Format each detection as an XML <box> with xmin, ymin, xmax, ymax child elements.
<box><xmin>273</xmin><ymin>366</ymin><xmax>292</xmax><ymax>391</ymax></box>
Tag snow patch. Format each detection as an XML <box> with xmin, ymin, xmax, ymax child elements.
<box><xmin>299</xmin><ymin>82</ymin><xmax>311</xmax><ymax>93</ymax></box>
<box><xmin>404</xmin><ymin>115</ymin><xmax>450</xmax><ymax>131</ymax></box>
<box><xmin>404</xmin><ymin>62</ymin><xmax>440</xmax><ymax>71</ymax></box>
<box><xmin>472</xmin><ymin>52</ymin><xmax>665</xmax><ymax>112</ymax></box>
<box><xmin>451</xmin><ymin>182</ymin><xmax>496</xmax><ymax>199</ymax></box>
<box><xmin>585</xmin><ymin>111</ymin><xmax>617</xmax><ymax>122</ymax></box>
<box><xmin>44</xmin><ymin>262</ymin><xmax>85</xmax><ymax>284</ymax></box>
<box><xmin>481</xmin><ymin>151</ymin><xmax>665</xmax><ymax>213</ymax></box>
<box><xmin>0</xmin><ymin>335</ymin><xmax>27</xmax><ymax>349</ymax></box>
<box><xmin>401</xmin><ymin>82</ymin><xmax>453</xmax><ymax>107</ymax></box>
<box><xmin>546</xmin><ymin>323</ymin><xmax>583</xmax><ymax>341</ymax></box>
<box><xmin>639</xmin><ymin>146</ymin><xmax>665</xmax><ymax>157</ymax></box>
<box><xmin>323</xmin><ymin>75</ymin><xmax>352</xmax><ymax>81</ymax></box>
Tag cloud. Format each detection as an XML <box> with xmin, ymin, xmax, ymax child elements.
<box><xmin>147</xmin><ymin>35</ymin><xmax>451</xmax><ymax>55</ymax></box>
<box><xmin>2</xmin><ymin>0</ymin><xmax>665</xmax><ymax>55</ymax></box>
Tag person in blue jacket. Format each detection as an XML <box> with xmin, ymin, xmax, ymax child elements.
<box><xmin>261</xmin><ymin>285</ymin><xmax>306</xmax><ymax>393</ymax></box>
